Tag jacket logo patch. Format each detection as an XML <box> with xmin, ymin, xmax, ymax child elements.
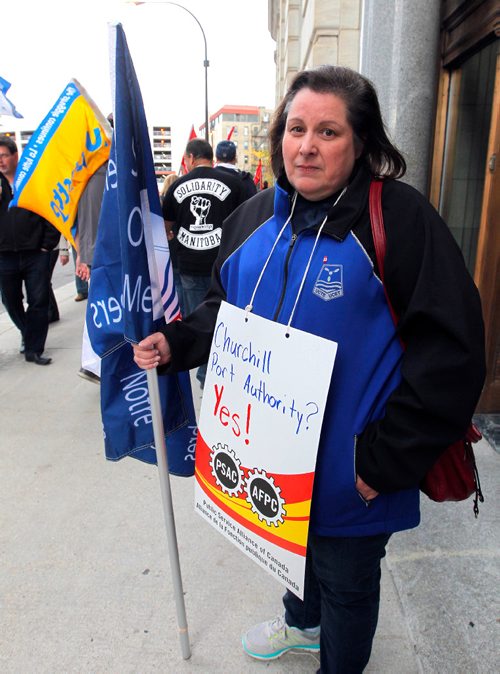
<box><xmin>189</xmin><ymin>195</ymin><xmax>212</xmax><ymax>231</ymax></box>
<box><xmin>313</xmin><ymin>264</ymin><xmax>343</xmax><ymax>301</ymax></box>
<box><xmin>173</xmin><ymin>178</ymin><xmax>231</xmax><ymax>202</ymax></box>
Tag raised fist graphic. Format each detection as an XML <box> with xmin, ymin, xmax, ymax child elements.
<box><xmin>190</xmin><ymin>195</ymin><xmax>210</xmax><ymax>227</ymax></box>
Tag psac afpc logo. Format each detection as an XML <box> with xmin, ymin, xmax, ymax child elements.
<box><xmin>209</xmin><ymin>444</ymin><xmax>286</xmax><ymax>527</ymax></box>
<box><xmin>210</xmin><ymin>443</ymin><xmax>244</xmax><ymax>498</ymax></box>
<box><xmin>245</xmin><ymin>468</ymin><xmax>286</xmax><ymax>527</ymax></box>
<box><xmin>313</xmin><ymin>263</ymin><xmax>343</xmax><ymax>301</ymax></box>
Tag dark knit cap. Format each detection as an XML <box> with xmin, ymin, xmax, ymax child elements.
<box><xmin>216</xmin><ymin>140</ymin><xmax>236</xmax><ymax>161</ymax></box>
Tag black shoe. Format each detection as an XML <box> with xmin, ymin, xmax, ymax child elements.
<box><xmin>78</xmin><ymin>367</ymin><xmax>100</xmax><ymax>384</ymax></box>
<box><xmin>25</xmin><ymin>353</ymin><xmax>52</xmax><ymax>365</ymax></box>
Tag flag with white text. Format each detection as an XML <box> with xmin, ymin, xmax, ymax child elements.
<box><xmin>86</xmin><ymin>22</ymin><xmax>197</xmax><ymax>475</ymax></box>
<box><xmin>0</xmin><ymin>76</ymin><xmax>23</xmax><ymax>118</ymax></box>
<box><xmin>10</xmin><ymin>79</ymin><xmax>111</xmax><ymax>247</ymax></box>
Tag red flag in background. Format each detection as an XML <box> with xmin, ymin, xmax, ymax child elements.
<box><xmin>178</xmin><ymin>124</ymin><xmax>197</xmax><ymax>175</ymax></box>
<box><xmin>227</xmin><ymin>125</ymin><xmax>235</xmax><ymax>140</ymax></box>
<box><xmin>253</xmin><ymin>158</ymin><xmax>263</xmax><ymax>189</ymax></box>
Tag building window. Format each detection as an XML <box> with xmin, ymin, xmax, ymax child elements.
<box><xmin>439</xmin><ymin>40</ymin><xmax>497</xmax><ymax>273</ymax></box>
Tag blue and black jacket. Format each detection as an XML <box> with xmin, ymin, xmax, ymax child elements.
<box><xmin>162</xmin><ymin>165</ymin><xmax>485</xmax><ymax>536</ymax></box>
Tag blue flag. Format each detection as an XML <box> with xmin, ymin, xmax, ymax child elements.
<box><xmin>86</xmin><ymin>22</ymin><xmax>197</xmax><ymax>476</ymax></box>
<box><xmin>0</xmin><ymin>76</ymin><xmax>23</xmax><ymax>118</ymax></box>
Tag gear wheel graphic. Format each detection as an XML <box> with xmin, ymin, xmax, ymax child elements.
<box><xmin>245</xmin><ymin>468</ymin><xmax>286</xmax><ymax>527</ymax></box>
<box><xmin>209</xmin><ymin>443</ymin><xmax>244</xmax><ymax>497</ymax></box>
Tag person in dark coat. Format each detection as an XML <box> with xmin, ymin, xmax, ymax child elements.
<box><xmin>0</xmin><ymin>136</ymin><xmax>60</xmax><ymax>365</ymax></box>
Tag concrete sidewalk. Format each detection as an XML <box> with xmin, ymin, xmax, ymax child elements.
<box><xmin>0</xmin><ymin>283</ymin><xmax>498</xmax><ymax>673</ymax></box>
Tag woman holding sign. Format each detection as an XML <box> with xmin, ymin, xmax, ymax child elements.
<box><xmin>133</xmin><ymin>66</ymin><xmax>485</xmax><ymax>673</ymax></box>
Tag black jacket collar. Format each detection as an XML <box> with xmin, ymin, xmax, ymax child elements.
<box><xmin>276</xmin><ymin>164</ymin><xmax>372</xmax><ymax>241</ymax></box>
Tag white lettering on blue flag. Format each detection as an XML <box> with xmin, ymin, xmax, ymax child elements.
<box><xmin>85</xmin><ymin>23</ymin><xmax>196</xmax><ymax>475</ymax></box>
<box><xmin>12</xmin><ymin>84</ymin><xmax>81</xmax><ymax>195</ymax></box>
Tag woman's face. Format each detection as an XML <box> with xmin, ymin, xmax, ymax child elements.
<box><xmin>282</xmin><ymin>88</ymin><xmax>362</xmax><ymax>201</ymax></box>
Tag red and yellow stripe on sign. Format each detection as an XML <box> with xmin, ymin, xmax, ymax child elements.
<box><xmin>195</xmin><ymin>432</ymin><xmax>314</xmax><ymax>556</ymax></box>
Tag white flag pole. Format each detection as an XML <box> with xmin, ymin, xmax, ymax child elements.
<box><xmin>146</xmin><ymin>367</ymin><xmax>191</xmax><ymax>660</ymax></box>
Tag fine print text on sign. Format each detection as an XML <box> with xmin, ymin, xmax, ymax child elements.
<box><xmin>194</xmin><ymin>301</ymin><xmax>337</xmax><ymax>598</ymax></box>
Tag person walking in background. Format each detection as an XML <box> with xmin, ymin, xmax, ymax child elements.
<box><xmin>161</xmin><ymin>138</ymin><xmax>245</xmax><ymax>388</ymax></box>
<box><xmin>214</xmin><ymin>140</ymin><xmax>257</xmax><ymax>201</ymax></box>
<box><xmin>57</xmin><ymin>237</ymin><xmax>88</xmax><ymax>302</ymax></box>
<box><xmin>74</xmin><ymin>112</ymin><xmax>114</xmax><ymax>288</ymax></box>
<box><xmin>0</xmin><ymin>135</ymin><xmax>60</xmax><ymax>365</ymax></box>
<box><xmin>71</xmin><ymin>161</ymin><xmax>107</xmax><ymax>384</ymax></box>
<box><xmin>74</xmin><ymin>161</ymin><xmax>107</xmax><ymax>286</ymax></box>
<box><xmin>47</xmin><ymin>238</ymin><xmax>63</xmax><ymax>323</ymax></box>
<box><xmin>159</xmin><ymin>172</ymin><xmax>179</xmax><ymax>203</ymax></box>
<box><xmin>132</xmin><ymin>66</ymin><xmax>485</xmax><ymax>672</ymax></box>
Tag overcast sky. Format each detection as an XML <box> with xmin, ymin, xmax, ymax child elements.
<box><xmin>1</xmin><ymin>0</ymin><xmax>277</xmax><ymax>166</ymax></box>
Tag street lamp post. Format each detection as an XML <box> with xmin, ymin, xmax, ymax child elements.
<box><xmin>129</xmin><ymin>1</ymin><xmax>209</xmax><ymax>141</ymax></box>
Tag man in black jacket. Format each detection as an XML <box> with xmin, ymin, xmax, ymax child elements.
<box><xmin>0</xmin><ymin>136</ymin><xmax>60</xmax><ymax>365</ymax></box>
<box><xmin>162</xmin><ymin>138</ymin><xmax>245</xmax><ymax>386</ymax></box>
<box><xmin>214</xmin><ymin>140</ymin><xmax>257</xmax><ymax>202</ymax></box>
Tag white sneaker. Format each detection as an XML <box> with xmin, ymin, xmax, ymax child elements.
<box><xmin>242</xmin><ymin>614</ymin><xmax>320</xmax><ymax>660</ymax></box>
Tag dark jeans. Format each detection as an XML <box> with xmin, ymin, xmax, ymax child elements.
<box><xmin>284</xmin><ymin>532</ymin><xmax>391</xmax><ymax>674</ymax></box>
<box><xmin>180</xmin><ymin>272</ymin><xmax>211</xmax><ymax>387</ymax></box>
<box><xmin>0</xmin><ymin>250</ymin><xmax>51</xmax><ymax>355</ymax></box>
<box><xmin>48</xmin><ymin>249</ymin><xmax>60</xmax><ymax>322</ymax></box>
<box><xmin>173</xmin><ymin>267</ymin><xmax>185</xmax><ymax>317</ymax></box>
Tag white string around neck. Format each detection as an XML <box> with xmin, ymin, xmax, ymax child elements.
<box><xmin>244</xmin><ymin>186</ymin><xmax>347</xmax><ymax>336</ymax></box>
<box><xmin>244</xmin><ymin>191</ymin><xmax>298</xmax><ymax>316</ymax></box>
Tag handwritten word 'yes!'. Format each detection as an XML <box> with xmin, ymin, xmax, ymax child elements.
<box><xmin>213</xmin><ymin>384</ymin><xmax>252</xmax><ymax>446</ymax></box>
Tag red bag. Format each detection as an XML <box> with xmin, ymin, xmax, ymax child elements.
<box><xmin>368</xmin><ymin>180</ymin><xmax>484</xmax><ymax>516</ymax></box>
<box><xmin>420</xmin><ymin>424</ymin><xmax>483</xmax><ymax>514</ymax></box>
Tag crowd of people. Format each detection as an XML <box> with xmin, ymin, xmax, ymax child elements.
<box><xmin>1</xmin><ymin>63</ymin><xmax>486</xmax><ymax>673</ymax></box>
<box><xmin>0</xmin><ymin>132</ymin><xmax>261</xmax><ymax>375</ymax></box>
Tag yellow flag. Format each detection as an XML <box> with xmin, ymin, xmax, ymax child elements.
<box><xmin>11</xmin><ymin>79</ymin><xmax>112</xmax><ymax>248</ymax></box>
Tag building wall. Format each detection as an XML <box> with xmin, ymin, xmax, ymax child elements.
<box><xmin>360</xmin><ymin>0</ymin><xmax>441</xmax><ymax>193</ymax></box>
<box><xmin>269</xmin><ymin>0</ymin><xmax>362</xmax><ymax>100</ymax></box>
<box><xmin>151</xmin><ymin>124</ymin><xmax>172</xmax><ymax>186</ymax></box>
<box><xmin>206</xmin><ymin>105</ymin><xmax>273</xmax><ymax>180</ymax></box>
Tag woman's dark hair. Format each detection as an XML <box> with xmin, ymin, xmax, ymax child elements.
<box><xmin>269</xmin><ymin>65</ymin><xmax>406</xmax><ymax>180</ymax></box>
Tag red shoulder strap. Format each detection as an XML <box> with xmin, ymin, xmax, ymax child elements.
<box><xmin>368</xmin><ymin>179</ymin><xmax>399</xmax><ymax>328</ymax></box>
<box><xmin>369</xmin><ymin>181</ymin><xmax>479</xmax><ymax>451</ymax></box>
